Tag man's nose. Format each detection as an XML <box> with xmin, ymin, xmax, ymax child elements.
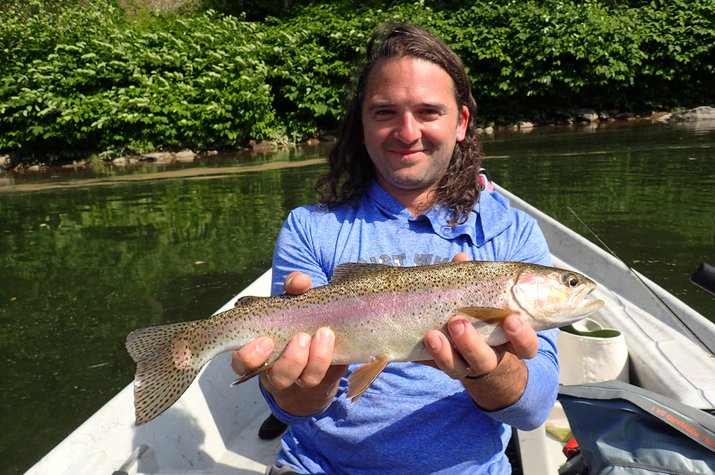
<box><xmin>393</xmin><ymin>112</ymin><xmax>421</xmax><ymax>142</ymax></box>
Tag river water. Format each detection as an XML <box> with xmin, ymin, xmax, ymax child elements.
<box><xmin>1</xmin><ymin>121</ymin><xmax>713</xmax><ymax>474</ymax></box>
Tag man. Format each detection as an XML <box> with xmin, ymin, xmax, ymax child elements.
<box><xmin>232</xmin><ymin>23</ymin><xmax>559</xmax><ymax>474</ymax></box>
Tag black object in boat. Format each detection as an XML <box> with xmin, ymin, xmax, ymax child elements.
<box><xmin>691</xmin><ymin>262</ymin><xmax>715</xmax><ymax>296</ymax></box>
<box><xmin>259</xmin><ymin>413</ymin><xmax>288</xmax><ymax>440</ymax></box>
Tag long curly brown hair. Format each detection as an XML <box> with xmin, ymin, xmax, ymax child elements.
<box><xmin>315</xmin><ymin>23</ymin><xmax>482</xmax><ymax>226</ymax></box>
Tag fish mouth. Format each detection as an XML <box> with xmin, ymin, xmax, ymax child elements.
<box><xmin>570</xmin><ymin>283</ymin><xmax>604</xmax><ymax>316</ymax></box>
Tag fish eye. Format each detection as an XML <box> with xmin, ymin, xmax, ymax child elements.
<box><xmin>562</xmin><ymin>273</ymin><xmax>580</xmax><ymax>288</ymax></box>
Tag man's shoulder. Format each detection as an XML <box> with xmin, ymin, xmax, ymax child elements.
<box><xmin>284</xmin><ymin>201</ymin><xmax>366</xmax><ymax>237</ymax></box>
<box><xmin>475</xmin><ymin>188</ymin><xmax>546</xmax><ymax>256</ymax></box>
<box><xmin>481</xmin><ymin>189</ymin><xmax>537</xmax><ymax>225</ymax></box>
<box><xmin>288</xmin><ymin>200</ymin><xmax>361</xmax><ymax>222</ymax></box>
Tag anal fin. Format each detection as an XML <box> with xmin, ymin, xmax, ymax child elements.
<box><xmin>231</xmin><ymin>363</ymin><xmax>271</xmax><ymax>387</ymax></box>
<box><xmin>346</xmin><ymin>355</ymin><xmax>389</xmax><ymax>403</ymax></box>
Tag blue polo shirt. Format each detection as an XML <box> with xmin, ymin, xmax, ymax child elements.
<box><xmin>264</xmin><ymin>181</ymin><xmax>560</xmax><ymax>474</ymax></box>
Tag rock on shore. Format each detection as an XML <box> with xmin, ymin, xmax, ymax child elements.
<box><xmin>669</xmin><ymin>106</ymin><xmax>715</xmax><ymax>122</ymax></box>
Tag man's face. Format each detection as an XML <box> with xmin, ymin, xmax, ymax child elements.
<box><xmin>361</xmin><ymin>57</ymin><xmax>469</xmax><ymax>209</ymax></box>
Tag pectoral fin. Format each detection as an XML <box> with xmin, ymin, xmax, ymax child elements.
<box><xmin>346</xmin><ymin>355</ymin><xmax>389</xmax><ymax>403</ymax></box>
<box><xmin>455</xmin><ymin>307</ymin><xmax>512</xmax><ymax>325</ymax></box>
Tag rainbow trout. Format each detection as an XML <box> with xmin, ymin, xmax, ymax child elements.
<box><xmin>126</xmin><ymin>261</ymin><xmax>603</xmax><ymax>425</ymax></box>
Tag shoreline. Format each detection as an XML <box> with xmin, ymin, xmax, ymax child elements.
<box><xmin>2</xmin><ymin>106</ymin><xmax>713</xmax><ymax>175</ymax></box>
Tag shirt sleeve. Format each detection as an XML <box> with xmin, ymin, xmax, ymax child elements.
<box><xmin>507</xmin><ymin>208</ymin><xmax>553</xmax><ymax>266</ymax></box>
<box><xmin>271</xmin><ymin>207</ymin><xmax>330</xmax><ymax>296</ymax></box>
<box><xmin>483</xmin><ymin>328</ymin><xmax>560</xmax><ymax>430</ymax></box>
<box><xmin>259</xmin><ymin>381</ymin><xmax>328</xmax><ymax>425</ymax></box>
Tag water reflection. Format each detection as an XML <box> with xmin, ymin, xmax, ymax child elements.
<box><xmin>0</xmin><ymin>164</ymin><xmax>324</xmax><ymax>474</ymax></box>
<box><xmin>483</xmin><ymin>121</ymin><xmax>715</xmax><ymax>319</ymax></box>
<box><xmin>1</xmin><ymin>122</ymin><xmax>713</xmax><ymax>474</ymax></box>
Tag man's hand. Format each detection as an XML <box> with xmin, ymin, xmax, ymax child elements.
<box><xmin>230</xmin><ymin>272</ymin><xmax>347</xmax><ymax>416</ymax></box>
<box><xmin>423</xmin><ymin>252</ymin><xmax>538</xmax><ymax>410</ymax></box>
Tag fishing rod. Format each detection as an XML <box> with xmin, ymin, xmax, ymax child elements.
<box><xmin>566</xmin><ymin>206</ymin><xmax>713</xmax><ymax>354</ymax></box>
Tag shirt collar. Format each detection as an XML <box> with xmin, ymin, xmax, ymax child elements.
<box><xmin>365</xmin><ymin>181</ymin><xmax>513</xmax><ymax>246</ymax></box>
<box><xmin>365</xmin><ymin>181</ymin><xmax>417</xmax><ymax>220</ymax></box>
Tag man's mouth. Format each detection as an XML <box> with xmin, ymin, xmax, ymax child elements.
<box><xmin>389</xmin><ymin>149</ymin><xmax>425</xmax><ymax>157</ymax></box>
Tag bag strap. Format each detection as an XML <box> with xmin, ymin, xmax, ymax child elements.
<box><xmin>559</xmin><ymin>380</ymin><xmax>715</xmax><ymax>452</ymax></box>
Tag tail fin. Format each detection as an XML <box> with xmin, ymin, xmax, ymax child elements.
<box><xmin>126</xmin><ymin>321</ymin><xmax>201</xmax><ymax>425</ymax></box>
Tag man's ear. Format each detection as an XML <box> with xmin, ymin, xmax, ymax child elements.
<box><xmin>456</xmin><ymin>105</ymin><xmax>469</xmax><ymax>142</ymax></box>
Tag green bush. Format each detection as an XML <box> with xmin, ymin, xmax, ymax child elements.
<box><xmin>0</xmin><ymin>2</ymin><xmax>277</xmax><ymax>158</ymax></box>
<box><xmin>445</xmin><ymin>0</ymin><xmax>714</xmax><ymax>116</ymax></box>
<box><xmin>0</xmin><ymin>0</ymin><xmax>713</xmax><ymax>162</ymax></box>
<box><xmin>631</xmin><ymin>0</ymin><xmax>715</xmax><ymax>109</ymax></box>
<box><xmin>441</xmin><ymin>0</ymin><xmax>647</xmax><ymax>118</ymax></box>
<box><xmin>261</xmin><ymin>4</ymin><xmax>375</xmax><ymax>138</ymax></box>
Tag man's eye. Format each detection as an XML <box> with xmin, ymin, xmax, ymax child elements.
<box><xmin>420</xmin><ymin>109</ymin><xmax>441</xmax><ymax>119</ymax></box>
<box><xmin>373</xmin><ymin>110</ymin><xmax>395</xmax><ymax>119</ymax></box>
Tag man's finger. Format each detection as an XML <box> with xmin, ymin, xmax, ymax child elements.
<box><xmin>231</xmin><ymin>336</ymin><xmax>274</xmax><ymax>375</ymax></box>
<box><xmin>452</xmin><ymin>252</ymin><xmax>470</xmax><ymax>262</ymax></box>
<box><xmin>265</xmin><ymin>332</ymin><xmax>311</xmax><ymax>389</ymax></box>
<box><xmin>298</xmin><ymin>327</ymin><xmax>337</xmax><ymax>387</ymax></box>
<box><xmin>285</xmin><ymin>271</ymin><xmax>312</xmax><ymax>295</ymax></box>
<box><xmin>447</xmin><ymin>318</ymin><xmax>499</xmax><ymax>377</ymax></box>
<box><xmin>502</xmin><ymin>315</ymin><xmax>538</xmax><ymax>359</ymax></box>
<box><xmin>424</xmin><ymin>328</ymin><xmax>469</xmax><ymax>378</ymax></box>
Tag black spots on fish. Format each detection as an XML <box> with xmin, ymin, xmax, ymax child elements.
<box><xmin>133</xmin><ymin>346</ymin><xmax>203</xmax><ymax>425</ymax></box>
<box><xmin>127</xmin><ymin>320</ymin><xmax>207</xmax><ymax>425</ymax></box>
<box><xmin>331</xmin><ymin>263</ymin><xmax>393</xmax><ymax>284</ymax></box>
<box><xmin>127</xmin><ymin>259</ymin><xmax>562</xmax><ymax>424</ymax></box>
<box><xmin>414</xmin><ymin>270</ymin><xmax>442</xmax><ymax>289</ymax></box>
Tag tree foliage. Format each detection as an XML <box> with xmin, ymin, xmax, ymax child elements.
<box><xmin>1</xmin><ymin>0</ymin><xmax>713</xmax><ymax>161</ymax></box>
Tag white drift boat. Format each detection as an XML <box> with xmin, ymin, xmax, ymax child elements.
<box><xmin>27</xmin><ymin>184</ymin><xmax>715</xmax><ymax>475</ymax></box>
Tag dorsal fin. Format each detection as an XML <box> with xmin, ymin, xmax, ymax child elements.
<box><xmin>330</xmin><ymin>263</ymin><xmax>392</xmax><ymax>284</ymax></box>
<box><xmin>233</xmin><ymin>296</ymin><xmax>262</xmax><ymax>307</ymax></box>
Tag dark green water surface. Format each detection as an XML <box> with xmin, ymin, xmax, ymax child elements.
<box><xmin>1</xmin><ymin>122</ymin><xmax>713</xmax><ymax>474</ymax></box>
